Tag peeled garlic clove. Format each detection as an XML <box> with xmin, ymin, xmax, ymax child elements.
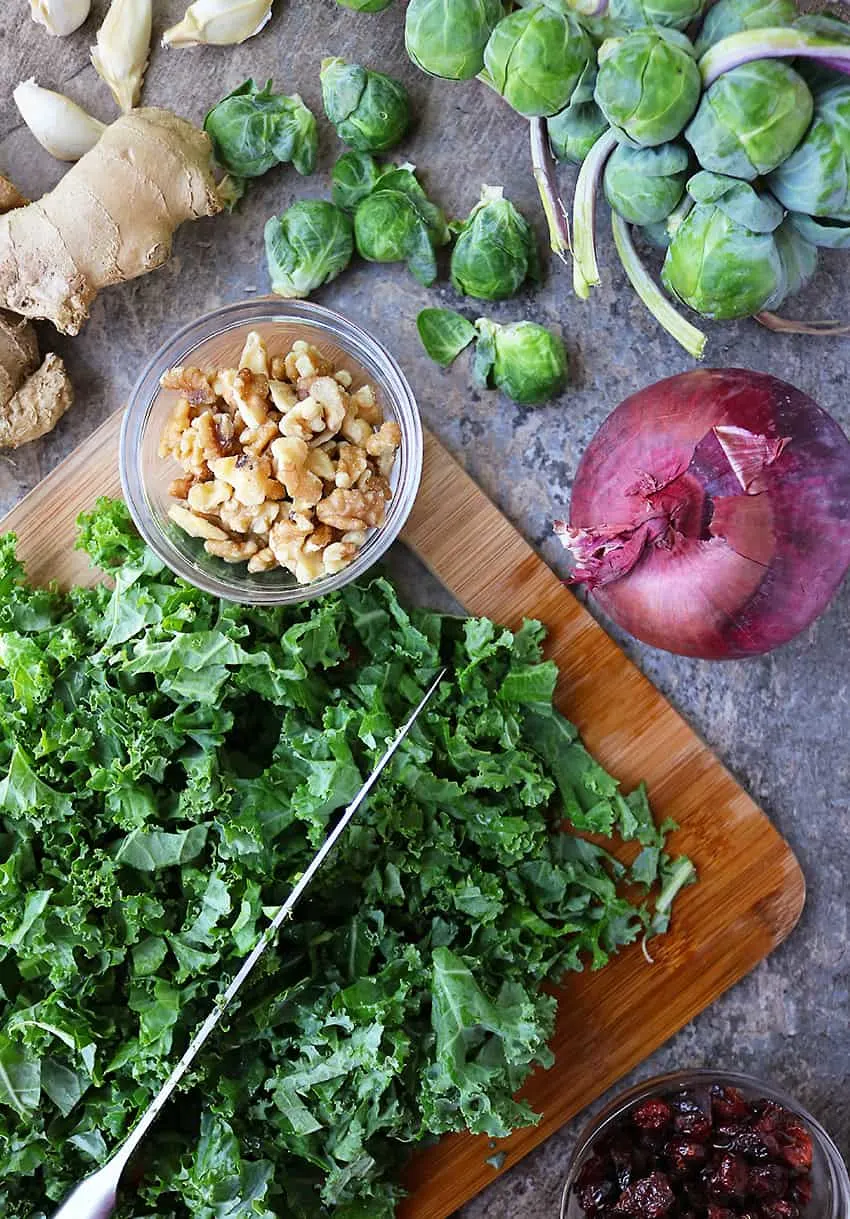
<box><xmin>162</xmin><ymin>0</ymin><xmax>273</xmax><ymax>47</ymax></box>
<box><xmin>29</xmin><ymin>0</ymin><xmax>91</xmax><ymax>36</ymax></box>
<box><xmin>13</xmin><ymin>79</ymin><xmax>105</xmax><ymax>162</ymax></box>
<box><xmin>90</xmin><ymin>0</ymin><xmax>152</xmax><ymax>112</ymax></box>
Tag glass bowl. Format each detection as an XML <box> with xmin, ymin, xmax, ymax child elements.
<box><xmin>119</xmin><ymin>298</ymin><xmax>422</xmax><ymax>605</ymax></box>
<box><xmin>560</xmin><ymin>1069</ymin><xmax>850</xmax><ymax>1219</ymax></box>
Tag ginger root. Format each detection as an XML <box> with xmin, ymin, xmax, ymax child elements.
<box><xmin>0</xmin><ymin>178</ymin><xmax>73</xmax><ymax>447</ymax></box>
<box><xmin>0</xmin><ymin>108</ymin><xmax>221</xmax><ymax>336</ymax></box>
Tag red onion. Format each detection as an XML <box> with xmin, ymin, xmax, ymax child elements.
<box><xmin>555</xmin><ymin>369</ymin><xmax>850</xmax><ymax>659</ymax></box>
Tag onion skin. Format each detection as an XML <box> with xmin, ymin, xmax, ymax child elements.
<box><xmin>558</xmin><ymin>369</ymin><xmax>850</xmax><ymax>659</ymax></box>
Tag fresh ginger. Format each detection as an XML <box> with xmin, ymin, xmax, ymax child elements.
<box><xmin>0</xmin><ymin>180</ymin><xmax>74</xmax><ymax>448</ymax></box>
<box><xmin>0</xmin><ymin>108</ymin><xmax>221</xmax><ymax>336</ymax></box>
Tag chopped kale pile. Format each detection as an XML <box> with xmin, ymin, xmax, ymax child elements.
<box><xmin>0</xmin><ymin>499</ymin><xmax>694</xmax><ymax>1217</ymax></box>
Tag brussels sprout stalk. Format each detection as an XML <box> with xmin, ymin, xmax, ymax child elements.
<box><xmin>755</xmin><ymin>311</ymin><xmax>850</xmax><ymax>337</ymax></box>
<box><xmin>610</xmin><ymin>212</ymin><xmax>706</xmax><ymax>358</ymax></box>
<box><xmin>700</xmin><ymin>27</ymin><xmax>850</xmax><ymax>87</ymax></box>
<box><xmin>529</xmin><ymin>118</ymin><xmax>571</xmax><ymax>261</ymax></box>
<box><xmin>572</xmin><ymin>128</ymin><xmax>618</xmax><ymax>298</ymax></box>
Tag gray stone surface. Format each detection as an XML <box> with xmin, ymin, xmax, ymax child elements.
<box><xmin>1</xmin><ymin>3</ymin><xmax>849</xmax><ymax>1215</ymax></box>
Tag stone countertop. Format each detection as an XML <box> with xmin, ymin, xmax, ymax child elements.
<box><xmin>2</xmin><ymin>3</ymin><xmax>848</xmax><ymax>1215</ymax></box>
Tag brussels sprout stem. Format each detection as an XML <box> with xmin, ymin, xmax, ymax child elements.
<box><xmin>755</xmin><ymin>311</ymin><xmax>850</xmax><ymax>337</ymax></box>
<box><xmin>529</xmin><ymin>118</ymin><xmax>571</xmax><ymax>262</ymax></box>
<box><xmin>572</xmin><ymin>128</ymin><xmax>618</xmax><ymax>300</ymax></box>
<box><xmin>700</xmin><ymin>28</ymin><xmax>850</xmax><ymax>87</ymax></box>
<box><xmin>610</xmin><ymin>212</ymin><xmax>707</xmax><ymax>360</ymax></box>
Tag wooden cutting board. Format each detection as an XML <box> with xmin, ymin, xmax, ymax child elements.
<box><xmin>1</xmin><ymin>411</ymin><xmax>805</xmax><ymax>1219</ymax></box>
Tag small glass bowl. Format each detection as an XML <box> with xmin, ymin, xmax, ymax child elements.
<box><xmin>560</xmin><ymin>1069</ymin><xmax>850</xmax><ymax>1219</ymax></box>
<box><xmin>119</xmin><ymin>298</ymin><xmax>422</xmax><ymax>605</ymax></box>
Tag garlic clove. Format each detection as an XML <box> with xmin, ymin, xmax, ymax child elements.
<box><xmin>90</xmin><ymin>0</ymin><xmax>152</xmax><ymax>113</ymax></box>
<box><xmin>29</xmin><ymin>0</ymin><xmax>91</xmax><ymax>36</ymax></box>
<box><xmin>162</xmin><ymin>0</ymin><xmax>273</xmax><ymax>48</ymax></box>
<box><xmin>13</xmin><ymin>80</ymin><xmax>106</xmax><ymax>162</ymax></box>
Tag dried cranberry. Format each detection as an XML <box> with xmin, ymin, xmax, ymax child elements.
<box><xmin>791</xmin><ymin>1175</ymin><xmax>813</xmax><ymax>1206</ymax></box>
<box><xmin>711</xmin><ymin>1085</ymin><xmax>750</xmax><ymax>1121</ymax></box>
<box><xmin>633</xmin><ymin>1099</ymin><xmax>674</xmax><ymax>1132</ymax></box>
<box><xmin>578</xmin><ymin>1178</ymin><xmax>617</xmax><ymax>1212</ymax></box>
<box><xmin>759</xmin><ymin>1202</ymin><xmax>799</xmax><ymax>1219</ymax></box>
<box><xmin>711</xmin><ymin>1153</ymin><xmax>750</xmax><ymax>1197</ymax></box>
<box><xmin>748</xmin><ymin>1163</ymin><xmax>789</xmax><ymax>1199</ymax></box>
<box><xmin>778</xmin><ymin>1122</ymin><xmax>813</xmax><ymax>1171</ymax></box>
<box><xmin>674</xmin><ymin>1111</ymin><xmax>713</xmax><ymax>1142</ymax></box>
<box><xmin>576</xmin><ymin>1153</ymin><xmax>609</xmax><ymax>1191</ymax></box>
<box><xmin>706</xmin><ymin>1206</ymin><xmax>735</xmax><ymax>1219</ymax></box>
<box><xmin>753</xmin><ymin>1102</ymin><xmax>788</xmax><ymax>1134</ymax></box>
<box><xmin>610</xmin><ymin>1136</ymin><xmax>639</xmax><ymax>1191</ymax></box>
<box><xmin>715</xmin><ymin>1124</ymin><xmax>781</xmax><ymax>1160</ymax></box>
<box><xmin>665</xmin><ymin>1138</ymin><xmax>708</xmax><ymax>1175</ymax></box>
<box><xmin>614</xmin><ymin>1171</ymin><xmax>674</xmax><ymax>1218</ymax></box>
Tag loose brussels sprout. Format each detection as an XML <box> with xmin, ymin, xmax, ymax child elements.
<box><xmin>450</xmin><ymin>185</ymin><xmax>540</xmax><ymax>300</ymax></box>
<box><xmin>416</xmin><ymin>308</ymin><xmax>568</xmax><ymax>404</ymax></box>
<box><xmin>606</xmin><ymin>0</ymin><xmax>707</xmax><ymax>32</ymax></box>
<box><xmin>603</xmin><ymin>142</ymin><xmax>689</xmax><ymax>225</ymax></box>
<box><xmin>594</xmin><ymin>29</ymin><xmax>701</xmax><ymax>147</ymax></box>
<box><xmin>404</xmin><ymin>0</ymin><xmax>504</xmax><ymax>80</ymax></box>
<box><xmin>661</xmin><ymin>172</ymin><xmax>786</xmax><ymax>319</ymax></box>
<box><xmin>547</xmin><ymin>56</ymin><xmax>608</xmax><ymax>165</ymax></box>
<box><xmin>768</xmin><ymin>80</ymin><xmax>850</xmax><ymax>221</ymax></box>
<box><xmin>685</xmin><ymin>62</ymin><xmax>813</xmax><ymax>182</ymax></box>
<box><xmin>331</xmin><ymin>150</ymin><xmax>385</xmax><ymax>211</ymax></box>
<box><xmin>336</xmin><ymin>0</ymin><xmax>393</xmax><ymax>9</ymax></box>
<box><xmin>320</xmin><ymin>57</ymin><xmax>410</xmax><ymax>153</ymax></box>
<box><xmin>264</xmin><ymin>200</ymin><xmax>354</xmax><ymax>299</ymax></box>
<box><xmin>417</xmin><ymin>307</ymin><xmax>477</xmax><ymax>365</ymax></box>
<box><xmin>787</xmin><ymin>212</ymin><xmax>850</xmax><ymax>249</ymax></box>
<box><xmin>204</xmin><ymin>79</ymin><xmax>318</xmax><ymax>179</ymax></box>
<box><xmin>483</xmin><ymin>4</ymin><xmax>593</xmax><ymax>118</ymax></box>
<box><xmin>473</xmin><ymin>318</ymin><xmax>568</xmax><ymax>404</ymax></box>
<box><xmin>693</xmin><ymin>0</ymin><xmax>797</xmax><ymax>58</ymax></box>
<box><xmin>354</xmin><ymin>167</ymin><xmax>449</xmax><ymax>285</ymax></box>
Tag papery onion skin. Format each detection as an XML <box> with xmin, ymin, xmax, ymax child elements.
<box><xmin>558</xmin><ymin>369</ymin><xmax>850</xmax><ymax>659</ymax></box>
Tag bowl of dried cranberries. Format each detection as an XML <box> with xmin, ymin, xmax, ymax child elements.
<box><xmin>560</xmin><ymin>1070</ymin><xmax>849</xmax><ymax>1219</ymax></box>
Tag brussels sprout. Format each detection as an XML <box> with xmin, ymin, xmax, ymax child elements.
<box><xmin>603</xmin><ymin>142</ymin><xmax>689</xmax><ymax>225</ymax></box>
<box><xmin>606</xmin><ymin>0</ymin><xmax>707</xmax><ymax>32</ymax></box>
<box><xmin>264</xmin><ymin>201</ymin><xmax>354</xmax><ymax>299</ymax></box>
<box><xmin>416</xmin><ymin>309</ymin><xmax>568</xmax><ymax>403</ymax></box>
<box><xmin>693</xmin><ymin>0</ymin><xmax>797</xmax><ymax>58</ymax></box>
<box><xmin>594</xmin><ymin>29</ymin><xmax>701</xmax><ymax>147</ymax></box>
<box><xmin>204</xmin><ymin>79</ymin><xmax>317</xmax><ymax>179</ymax></box>
<box><xmin>336</xmin><ymin>0</ymin><xmax>393</xmax><ymax>9</ymax></box>
<box><xmin>773</xmin><ymin>221</ymin><xmax>819</xmax><ymax>300</ymax></box>
<box><xmin>546</xmin><ymin>56</ymin><xmax>608</xmax><ymax>165</ymax></box>
<box><xmin>320</xmin><ymin>57</ymin><xmax>410</xmax><ymax>153</ymax></box>
<box><xmin>331</xmin><ymin>150</ymin><xmax>385</xmax><ymax>211</ymax></box>
<box><xmin>483</xmin><ymin>5</ymin><xmax>593</xmax><ymax>118</ymax></box>
<box><xmin>768</xmin><ymin>80</ymin><xmax>850</xmax><ymax>221</ymax></box>
<box><xmin>404</xmin><ymin>0</ymin><xmax>504</xmax><ymax>80</ymax></box>
<box><xmin>787</xmin><ymin>212</ymin><xmax>850</xmax><ymax>250</ymax></box>
<box><xmin>354</xmin><ymin>167</ymin><xmax>449</xmax><ymax>285</ymax></box>
<box><xmin>548</xmin><ymin>100</ymin><xmax>609</xmax><ymax>165</ymax></box>
<box><xmin>450</xmin><ymin>185</ymin><xmax>540</xmax><ymax>300</ymax></box>
<box><xmin>473</xmin><ymin>318</ymin><xmax>568</xmax><ymax>404</ymax></box>
<box><xmin>639</xmin><ymin>194</ymin><xmax>692</xmax><ymax>248</ymax></box>
<box><xmin>661</xmin><ymin>172</ymin><xmax>786</xmax><ymax>319</ymax></box>
<box><xmin>417</xmin><ymin>308</ymin><xmax>477</xmax><ymax>365</ymax></box>
<box><xmin>685</xmin><ymin>62</ymin><xmax>813</xmax><ymax>182</ymax></box>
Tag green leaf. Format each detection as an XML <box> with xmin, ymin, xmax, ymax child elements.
<box><xmin>0</xmin><ymin>1037</ymin><xmax>40</xmax><ymax>1116</ymax></box>
<box><xmin>114</xmin><ymin>825</ymin><xmax>209</xmax><ymax>871</ymax></box>
<box><xmin>416</xmin><ymin>309</ymin><xmax>477</xmax><ymax>367</ymax></box>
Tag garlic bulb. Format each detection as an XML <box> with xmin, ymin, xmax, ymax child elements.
<box><xmin>29</xmin><ymin>0</ymin><xmax>91</xmax><ymax>36</ymax></box>
<box><xmin>13</xmin><ymin>80</ymin><xmax>105</xmax><ymax>162</ymax></box>
<box><xmin>162</xmin><ymin>0</ymin><xmax>273</xmax><ymax>48</ymax></box>
<box><xmin>90</xmin><ymin>0</ymin><xmax>152</xmax><ymax>112</ymax></box>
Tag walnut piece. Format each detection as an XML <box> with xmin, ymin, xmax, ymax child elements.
<box><xmin>160</xmin><ymin>336</ymin><xmax>400</xmax><ymax>585</ymax></box>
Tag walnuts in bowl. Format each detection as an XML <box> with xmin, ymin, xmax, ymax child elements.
<box><xmin>159</xmin><ymin>332</ymin><xmax>400</xmax><ymax>584</ymax></box>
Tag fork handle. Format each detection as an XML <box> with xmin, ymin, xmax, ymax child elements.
<box><xmin>50</xmin><ymin>1159</ymin><xmax>121</xmax><ymax>1219</ymax></box>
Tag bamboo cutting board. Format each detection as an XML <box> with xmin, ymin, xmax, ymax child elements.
<box><xmin>1</xmin><ymin>411</ymin><xmax>805</xmax><ymax>1219</ymax></box>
